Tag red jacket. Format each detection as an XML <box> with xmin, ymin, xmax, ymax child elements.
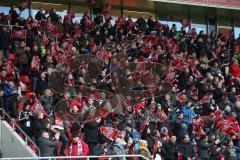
<box><xmin>230</xmin><ymin>64</ymin><xmax>240</xmax><ymax>78</ymax></box>
<box><xmin>69</xmin><ymin>139</ymin><xmax>89</xmax><ymax>158</ymax></box>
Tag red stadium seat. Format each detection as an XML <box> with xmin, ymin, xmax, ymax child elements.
<box><xmin>25</xmin><ymin>92</ymin><xmax>36</xmax><ymax>100</ymax></box>
<box><xmin>19</xmin><ymin>75</ymin><xmax>30</xmax><ymax>83</ymax></box>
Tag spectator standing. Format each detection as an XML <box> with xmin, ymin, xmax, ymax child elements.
<box><xmin>18</xmin><ymin>103</ymin><xmax>34</xmax><ymax>137</ymax></box>
<box><xmin>136</xmin><ymin>16</ymin><xmax>147</xmax><ymax>32</ymax></box>
<box><xmin>147</xmin><ymin>16</ymin><xmax>156</xmax><ymax>32</ymax></box>
<box><xmin>9</xmin><ymin>4</ymin><xmax>19</xmax><ymax>25</ymax></box>
<box><xmin>178</xmin><ymin>134</ymin><xmax>196</xmax><ymax>160</ymax></box>
<box><xmin>84</xmin><ymin>117</ymin><xmax>101</xmax><ymax>155</ymax></box>
<box><xmin>36</xmin><ymin>72</ymin><xmax>48</xmax><ymax>96</ymax></box>
<box><xmin>3</xmin><ymin>80</ymin><xmax>18</xmax><ymax>118</ymax></box>
<box><xmin>32</xmin><ymin>111</ymin><xmax>45</xmax><ymax>138</ymax></box>
<box><xmin>139</xmin><ymin>139</ymin><xmax>153</xmax><ymax>160</ymax></box>
<box><xmin>0</xmin><ymin>27</ymin><xmax>11</xmax><ymax>60</ymax></box>
<box><xmin>181</xmin><ymin>101</ymin><xmax>196</xmax><ymax>134</ymax></box>
<box><xmin>49</xmin><ymin>8</ymin><xmax>58</xmax><ymax>24</ymax></box>
<box><xmin>15</xmin><ymin>41</ymin><xmax>29</xmax><ymax>75</ymax></box>
<box><xmin>35</xmin><ymin>7</ymin><xmax>46</xmax><ymax>22</ymax></box>
<box><xmin>36</xmin><ymin>131</ymin><xmax>60</xmax><ymax>157</ymax></box>
<box><xmin>224</xmin><ymin>140</ymin><xmax>240</xmax><ymax>160</ymax></box>
<box><xmin>198</xmin><ymin>134</ymin><xmax>220</xmax><ymax>160</ymax></box>
<box><xmin>68</xmin><ymin>133</ymin><xmax>89</xmax><ymax>157</ymax></box>
<box><xmin>162</xmin><ymin>135</ymin><xmax>178</xmax><ymax>160</ymax></box>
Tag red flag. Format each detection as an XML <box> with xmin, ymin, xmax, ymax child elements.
<box><xmin>190</xmin><ymin>88</ymin><xmax>198</xmax><ymax>99</ymax></box>
<box><xmin>177</xmin><ymin>92</ymin><xmax>187</xmax><ymax>105</ymax></box>
<box><xmin>102</xmin><ymin>4</ymin><xmax>111</xmax><ymax>15</ymax></box>
<box><xmin>18</xmin><ymin>0</ymin><xmax>30</xmax><ymax>12</ymax></box>
<box><xmin>180</xmin><ymin>19</ymin><xmax>190</xmax><ymax>28</ymax></box>
<box><xmin>86</xmin><ymin>0</ymin><xmax>96</xmax><ymax>7</ymax></box>
<box><xmin>12</xmin><ymin>30</ymin><xmax>27</xmax><ymax>39</ymax></box>
<box><xmin>192</xmin><ymin>117</ymin><xmax>205</xmax><ymax>136</ymax></box>
<box><xmin>99</xmin><ymin>126</ymin><xmax>121</xmax><ymax>141</ymax></box>
<box><xmin>42</xmin><ymin>33</ymin><xmax>49</xmax><ymax>46</ymax></box>
<box><xmin>115</xmin><ymin>17</ymin><xmax>126</xmax><ymax>29</ymax></box>
<box><xmin>198</xmin><ymin>96</ymin><xmax>209</xmax><ymax>104</ymax></box>
<box><xmin>165</xmin><ymin>38</ymin><xmax>179</xmax><ymax>53</ymax></box>
<box><xmin>155</xmin><ymin>21</ymin><xmax>168</xmax><ymax>31</ymax></box>
<box><xmin>164</xmin><ymin>67</ymin><xmax>175</xmax><ymax>83</ymax></box>
<box><xmin>31</xmin><ymin>56</ymin><xmax>40</xmax><ymax>71</ymax></box>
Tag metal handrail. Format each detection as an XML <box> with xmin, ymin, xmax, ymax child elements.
<box><xmin>0</xmin><ymin>24</ymin><xmax>25</xmax><ymax>28</ymax></box>
<box><xmin>0</xmin><ymin>108</ymin><xmax>40</xmax><ymax>157</ymax></box>
<box><xmin>1</xmin><ymin>154</ymin><xmax>149</xmax><ymax>160</ymax></box>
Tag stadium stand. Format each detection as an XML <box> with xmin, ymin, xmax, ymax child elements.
<box><xmin>0</xmin><ymin>0</ymin><xmax>240</xmax><ymax>160</ymax></box>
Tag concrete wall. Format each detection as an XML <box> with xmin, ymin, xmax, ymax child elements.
<box><xmin>0</xmin><ymin>120</ymin><xmax>38</xmax><ymax>158</ymax></box>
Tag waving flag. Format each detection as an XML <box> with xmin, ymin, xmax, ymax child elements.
<box><xmin>177</xmin><ymin>92</ymin><xmax>187</xmax><ymax>105</ymax></box>
<box><xmin>102</xmin><ymin>4</ymin><xmax>111</xmax><ymax>15</ymax></box>
<box><xmin>198</xmin><ymin>95</ymin><xmax>209</xmax><ymax>104</ymax></box>
<box><xmin>18</xmin><ymin>0</ymin><xmax>30</xmax><ymax>12</ymax></box>
<box><xmin>86</xmin><ymin>0</ymin><xmax>96</xmax><ymax>7</ymax></box>
<box><xmin>100</xmin><ymin>126</ymin><xmax>121</xmax><ymax>141</ymax></box>
<box><xmin>180</xmin><ymin>19</ymin><xmax>190</xmax><ymax>28</ymax></box>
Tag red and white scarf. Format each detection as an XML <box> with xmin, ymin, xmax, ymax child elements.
<box><xmin>69</xmin><ymin>140</ymin><xmax>83</xmax><ymax>156</ymax></box>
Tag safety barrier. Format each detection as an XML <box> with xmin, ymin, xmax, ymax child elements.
<box><xmin>0</xmin><ymin>108</ymin><xmax>40</xmax><ymax>157</ymax></box>
<box><xmin>1</xmin><ymin>154</ymin><xmax>149</xmax><ymax>160</ymax></box>
<box><xmin>0</xmin><ymin>24</ymin><xmax>27</xmax><ymax>43</ymax></box>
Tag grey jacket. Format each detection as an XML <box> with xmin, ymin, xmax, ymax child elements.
<box><xmin>36</xmin><ymin>136</ymin><xmax>58</xmax><ymax>157</ymax></box>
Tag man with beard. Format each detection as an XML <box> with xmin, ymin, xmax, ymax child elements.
<box><xmin>162</xmin><ymin>135</ymin><xmax>178</xmax><ymax>160</ymax></box>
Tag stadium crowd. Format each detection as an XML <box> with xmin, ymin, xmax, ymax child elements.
<box><xmin>0</xmin><ymin>3</ymin><xmax>240</xmax><ymax>160</ymax></box>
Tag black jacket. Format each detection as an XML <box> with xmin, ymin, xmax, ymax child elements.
<box><xmin>36</xmin><ymin>136</ymin><xmax>58</xmax><ymax>157</ymax></box>
<box><xmin>35</xmin><ymin>11</ymin><xmax>46</xmax><ymax>21</ymax></box>
<box><xmin>9</xmin><ymin>8</ymin><xmax>18</xmax><ymax>25</ymax></box>
<box><xmin>7</xmin><ymin>93</ymin><xmax>18</xmax><ymax>118</ymax></box>
<box><xmin>147</xmin><ymin>19</ymin><xmax>156</xmax><ymax>32</ymax></box>
<box><xmin>0</xmin><ymin>31</ymin><xmax>11</xmax><ymax>49</ymax></box>
<box><xmin>32</xmin><ymin>117</ymin><xmax>45</xmax><ymax>138</ymax></box>
<box><xmin>178</xmin><ymin>142</ymin><xmax>196</xmax><ymax>159</ymax></box>
<box><xmin>145</xmin><ymin>134</ymin><xmax>155</xmax><ymax>154</ymax></box>
<box><xmin>162</xmin><ymin>141</ymin><xmax>178</xmax><ymax>160</ymax></box>
<box><xmin>137</xmin><ymin>18</ymin><xmax>147</xmax><ymax>32</ymax></box>
<box><xmin>18</xmin><ymin>110</ymin><xmax>33</xmax><ymax>127</ymax></box>
<box><xmin>36</xmin><ymin>78</ymin><xmax>48</xmax><ymax>95</ymax></box>
<box><xmin>198</xmin><ymin>141</ymin><xmax>214</xmax><ymax>159</ymax></box>
<box><xmin>92</xmin><ymin>143</ymin><xmax>105</xmax><ymax>155</ymax></box>
<box><xmin>49</xmin><ymin>12</ymin><xmax>58</xmax><ymax>24</ymax></box>
<box><xmin>84</xmin><ymin>121</ymin><xmax>99</xmax><ymax>143</ymax></box>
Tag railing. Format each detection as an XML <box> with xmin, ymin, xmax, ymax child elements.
<box><xmin>1</xmin><ymin>154</ymin><xmax>149</xmax><ymax>160</ymax></box>
<box><xmin>0</xmin><ymin>24</ymin><xmax>25</xmax><ymax>28</ymax></box>
<box><xmin>0</xmin><ymin>108</ymin><xmax>40</xmax><ymax>157</ymax></box>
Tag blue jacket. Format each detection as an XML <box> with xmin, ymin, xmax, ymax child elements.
<box><xmin>181</xmin><ymin>106</ymin><xmax>196</xmax><ymax>124</ymax></box>
<box><xmin>3</xmin><ymin>85</ymin><xmax>15</xmax><ymax>108</ymax></box>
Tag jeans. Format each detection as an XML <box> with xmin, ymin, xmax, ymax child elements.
<box><xmin>32</xmin><ymin>76</ymin><xmax>39</xmax><ymax>92</ymax></box>
<box><xmin>2</xmin><ymin>48</ymin><xmax>8</xmax><ymax>59</ymax></box>
<box><xmin>19</xmin><ymin>64</ymin><xmax>28</xmax><ymax>75</ymax></box>
<box><xmin>59</xmin><ymin>132</ymin><xmax>68</xmax><ymax>155</ymax></box>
